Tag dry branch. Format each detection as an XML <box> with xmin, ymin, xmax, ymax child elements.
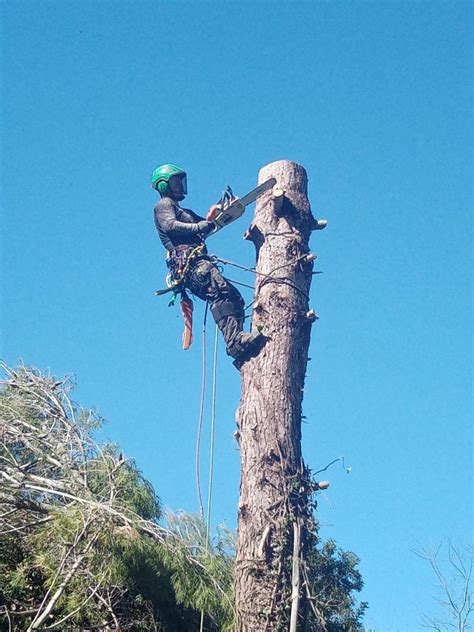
<box><xmin>0</xmin><ymin>363</ymin><xmax>234</xmax><ymax>630</ymax></box>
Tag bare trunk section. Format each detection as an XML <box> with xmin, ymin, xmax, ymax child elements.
<box><xmin>235</xmin><ymin>161</ymin><xmax>317</xmax><ymax>631</ymax></box>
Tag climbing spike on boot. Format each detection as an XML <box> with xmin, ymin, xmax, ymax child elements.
<box><xmin>232</xmin><ymin>332</ymin><xmax>269</xmax><ymax>371</ymax></box>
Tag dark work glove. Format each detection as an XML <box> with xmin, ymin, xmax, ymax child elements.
<box><xmin>196</xmin><ymin>220</ymin><xmax>215</xmax><ymax>236</ymax></box>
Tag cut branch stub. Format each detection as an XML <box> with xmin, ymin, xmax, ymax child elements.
<box><xmin>272</xmin><ymin>188</ymin><xmax>286</xmax><ymax>216</ymax></box>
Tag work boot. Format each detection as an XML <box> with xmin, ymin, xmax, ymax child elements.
<box><xmin>231</xmin><ymin>331</ymin><xmax>268</xmax><ymax>370</ymax></box>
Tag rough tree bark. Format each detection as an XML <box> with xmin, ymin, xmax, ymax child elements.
<box><xmin>235</xmin><ymin>160</ymin><xmax>320</xmax><ymax>631</ymax></box>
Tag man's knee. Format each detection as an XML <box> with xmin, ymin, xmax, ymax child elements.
<box><xmin>210</xmin><ymin>299</ymin><xmax>244</xmax><ymax>324</ymax></box>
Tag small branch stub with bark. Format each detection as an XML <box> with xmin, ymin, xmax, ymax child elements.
<box><xmin>234</xmin><ymin>160</ymin><xmax>322</xmax><ymax>631</ymax></box>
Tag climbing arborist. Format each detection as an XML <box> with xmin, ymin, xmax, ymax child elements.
<box><xmin>152</xmin><ymin>163</ymin><xmax>266</xmax><ymax>366</ymax></box>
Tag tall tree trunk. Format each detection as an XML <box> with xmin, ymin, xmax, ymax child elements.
<box><xmin>235</xmin><ymin>160</ymin><xmax>318</xmax><ymax>631</ymax></box>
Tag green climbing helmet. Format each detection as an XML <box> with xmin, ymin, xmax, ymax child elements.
<box><xmin>151</xmin><ymin>163</ymin><xmax>187</xmax><ymax>196</ymax></box>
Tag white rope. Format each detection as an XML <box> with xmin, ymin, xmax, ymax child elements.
<box><xmin>205</xmin><ymin>325</ymin><xmax>219</xmax><ymax>538</ymax></box>
<box><xmin>195</xmin><ymin>304</ymin><xmax>208</xmax><ymax>517</ymax></box>
<box><xmin>199</xmin><ymin>322</ymin><xmax>219</xmax><ymax>632</ymax></box>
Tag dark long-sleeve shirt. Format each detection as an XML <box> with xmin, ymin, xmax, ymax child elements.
<box><xmin>154</xmin><ymin>197</ymin><xmax>206</xmax><ymax>251</ymax></box>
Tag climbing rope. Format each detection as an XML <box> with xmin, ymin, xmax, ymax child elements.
<box><xmin>195</xmin><ymin>305</ymin><xmax>220</xmax><ymax>525</ymax></box>
<box><xmin>197</xmin><ymin>320</ymin><xmax>219</xmax><ymax>632</ymax></box>
<box><xmin>195</xmin><ymin>303</ymin><xmax>209</xmax><ymax>517</ymax></box>
<box><xmin>206</xmin><ymin>325</ymin><xmax>219</xmax><ymax>538</ymax></box>
<box><xmin>212</xmin><ymin>254</ymin><xmax>311</xmax><ymax>300</ymax></box>
<box><xmin>221</xmin><ymin>277</ymin><xmax>255</xmax><ymax>291</ymax></box>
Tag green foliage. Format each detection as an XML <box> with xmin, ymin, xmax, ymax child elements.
<box><xmin>0</xmin><ymin>364</ymin><xmax>232</xmax><ymax>631</ymax></box>
<box><xmin>0</xmin><ymin>362</ymin><xmax>367</xmax><ymax>631</ymax></box>
<box><xmin>305</xmin><ymin>539</ymin><xmax>367</xmax><ymax>631</ymax></box>
<box><xmin>86</xmin><ymin>448</ymin><xmax>161</xmax><ymax>519</ymax></box>
<box><xmin>158</xmin><ymin>512</ymin><xmax>235</xmax><ymax>631</ymax></box>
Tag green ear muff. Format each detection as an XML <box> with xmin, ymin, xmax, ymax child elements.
<box><xmin>157</xmin><ymin>180</ymin><xmax>169</xmax><ymax>195</ymax></box>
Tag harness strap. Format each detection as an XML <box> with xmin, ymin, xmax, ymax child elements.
<box><xmin>167</xmin><ymin>244</ymin><xmax>207</xmax><ymax>287</ymax></box>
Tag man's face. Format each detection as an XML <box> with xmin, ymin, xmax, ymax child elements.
<box><xmin>168</xmin><ymin>174</ymin><xmax>187</xmax><ymax>201</ymax></box>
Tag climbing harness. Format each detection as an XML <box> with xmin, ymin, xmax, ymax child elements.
<box><xmin>155</xmin><ymin>243</ymin><xmax>207</xmax><ymax>297</ymax></box>
<box><xmin>155</xmin><ymin>244</ymin><xmax>207</xmax><ymax>349</ymax></box>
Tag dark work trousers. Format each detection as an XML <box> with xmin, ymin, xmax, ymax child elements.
<box><xmin>184</xmin><ymin>257</ymin><xmax>246</xmax><ymax>358</ymax></box>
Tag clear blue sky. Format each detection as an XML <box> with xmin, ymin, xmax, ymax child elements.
<box><xmin>1</xmin><ymin>1</ymin><xmax>472</xmax><ymax>629</ymax></box>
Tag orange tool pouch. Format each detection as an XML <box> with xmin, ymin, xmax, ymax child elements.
<box><xmin>180</xmin><ymin>297</ymin><xmax>194</xmax><ymax>350</ymax></box>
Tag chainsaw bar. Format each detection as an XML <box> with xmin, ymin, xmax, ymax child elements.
<box><xmin>209</xmin><ymin>177</ymin><xmax>276</xmax><ymax>235</ymax></box>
